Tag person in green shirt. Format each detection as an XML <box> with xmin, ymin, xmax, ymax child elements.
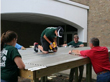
<box><xmin>63</xmin><ymin>35</ymin><xmax>84</xmax><ymax>82</ymax></box>
<box><xmin>34</xmin><ymin>26</ymin><xmax>64</xmax><ymax>54</ymax></box>
<box><xmin>1</xmin><ymin>31</ymin><xmax>25</xmax><ymax>82</ymax></box>
<box><xmin>63</xmin><ymin>35</ymin><xmax>84</xmax><ymax>48</ymax></box>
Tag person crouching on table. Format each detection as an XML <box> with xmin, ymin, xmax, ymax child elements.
<box><xmin>34</xmin><ymin>26</ymin><xmax>64</xmax><ymax>54</ymax></box>
<box><xmin>63</xmin><ymin>35</ymin><xmax>84</xmax><ymax>82</ymax></box>
<box><xmin>1</xmin><ymin>31</ymin><xmax>25</xmax><ymax>82</ymax></box>
<box><xmin>69</xmin><ymin>37</ymin><xmax>110</xmax><ymax>82</ymax></box>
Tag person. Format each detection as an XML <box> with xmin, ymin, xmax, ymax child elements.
<box><xmin>63</xmin><ymin>35</ymin><xmax>84</xmax><ymax>82</ymax></box>
<box><xmin>69</xmin><ymin>37</ymin><xmax>110</xmax><ymax>82</ymax></box>
<box><xmin>15</xmin><ymin>43</ymin><xmax>26</xmax><ymax>50</ymax></box>
<box><xmin>1</xmin><ymin>31</ymin><xmax>25</xmax><ymax>82</ymax></box>
<box><xmin>34</xmin><ymin>26</ymin><xmax>64</xmax><ymax>54</ymax></box>
<box><xmin>63</xmin><ymin>35</ymin><xmax>84</xmax><ymax>48</ymax></box>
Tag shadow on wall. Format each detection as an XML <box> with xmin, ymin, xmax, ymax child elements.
<box><xmin>1</xmin><ymin>20</ymin><xmax>65</xmax><ymax>48</ymax></box>
<box><xmin>1</xmin><ymin>20</ymin><xmax>48</xmax><ymax>47</ymax></box>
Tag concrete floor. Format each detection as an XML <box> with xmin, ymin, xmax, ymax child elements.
<box><xmin>59</xmin><ymin>65</ymin><xmax>97</xmax><ymax>80</ymax></box>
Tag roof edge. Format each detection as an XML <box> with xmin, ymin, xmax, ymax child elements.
<box><xmin>54</xmin><ymin>0</ymin><xmax>89</xmax><ymax>9</ymax></box>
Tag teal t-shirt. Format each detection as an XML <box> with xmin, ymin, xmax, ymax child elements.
<box><xmin>67</xmin><ymin>41</ymin><xmax>83</xmax><ymax>46</ymax></box>
<box><xmin>1</xmin><ymin>44</ymin><xmax>21</xmax><ymax>82</ymax></box>
<box><xmin>41</xmin><ymin>27</ymin><xmax>57</xmax><ymax>39</ymax></box>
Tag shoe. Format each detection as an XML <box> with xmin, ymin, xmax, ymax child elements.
<box><xmin>34</xmin><ymin>42</ymin><xmax>38</xmax><ymax>52</ymax></box>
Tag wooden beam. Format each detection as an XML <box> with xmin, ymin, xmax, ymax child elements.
<box><xmin>35</xmin><ymin>58</ymin><xmax>90</xmax><ymax>78</ymax></box>
<box><xmin>19</xmin><ymin>70</ymin><xmax>34</xmax><ymax>80</ymax></box>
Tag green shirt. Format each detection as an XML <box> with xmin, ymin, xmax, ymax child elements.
<box><xmin>41</xmin><ymin>27</ymin><xmax>57</xmax><ymax>39</ymax></box>
<box><xmin>67</xmin><ymin>41</ymin><xmax>83</xmax><ymax>46</ymax></box>
<box><xmin>1</xmin><ymin>44</ymin><xmax>21</xmax><ymax>82</ymax></box>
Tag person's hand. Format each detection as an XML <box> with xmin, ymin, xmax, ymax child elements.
<box><xmin>69</xmin><ymin>50</ymin><xmax>80</xmax><ymax>55</ymax></box>
<box><xmin>72</xmin><ymin>50</ymin><xmax>80</xmax><ymax>55</ymax></box>
<box><xmin>62</xmin><ymin>44</ymin><xmax>67</xmax><ymax>47</ymax></box>
<box><xmin>21</xmin><ymin>47</ymin><xmax>26</xmax><ymax>50</ymax></box>
<box><xmin>69</xmin><ymin>50</ymin><xmax>72</xmax><ymax>54</ymax></box>
<box><xmin>50</xmin><ymin>44</ymin><xmax>54</xmax><ymax>48</ymax></box>
<box><xmin>55</xmin><ymin>44</ymin><xmax>57</xmax><ymax>47</ymax></box>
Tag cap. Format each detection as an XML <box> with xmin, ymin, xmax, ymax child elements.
<box><xmin>57</xmin><ymin>26</ymin><xmax>64</xmax><ymax>38</ymax></box>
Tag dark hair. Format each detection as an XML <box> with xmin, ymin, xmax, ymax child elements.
<box><xmin>1</xmin><ymin>31</ymin><xmax>18</xmax><ymax>51</ymax></box>
<box><xmin>74</xmin><ymin>35</ymin><xmax>79</xmax><ymax>38</ymax></box>
<box><xmin>90</xmin><ymin>37</ymin><xmax>99</xmax><ymax>46</ymax></box>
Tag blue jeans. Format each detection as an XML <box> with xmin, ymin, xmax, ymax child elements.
<box><xmin>1</xmin><ymin>79</ymin><xmax>8</xmax><ymax>82</ymax></box>
<box><xmin>1</xmin><ymin>79</ymin><xmax>17</xmax><ymax>82</ymax></box>
<box><xmin>97</xmin><ymin>71</ymin><xmax>110</xmax><ymax>82</ymax></box>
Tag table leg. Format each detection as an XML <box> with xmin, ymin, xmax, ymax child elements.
<box><xmin>33</xmin><ymin>72</ymin><xmax>39</xmax><ymax>82</ymax></box>
<box><xmin>33</xmin><ymin>78</ymin><xmax>39</xmax><ymax>82</ymax></box>
<box><xmin>75</xmin><ymin>67</ymin><xmax>78</xmax><ymax>82</ymax></box>
<box><xmin>86</xmin><ymin>63</ymin><xmax>92</xmax><ymax>82</ymax></box>
<box><xmin>41</xmin><ymin>76</ymin><xmax>47</xmax><ymax>82</ymax></box>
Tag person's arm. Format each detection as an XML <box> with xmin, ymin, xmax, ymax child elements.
<box><xmin>80</xmin><ymin>50</ymin><xmax>90</xmax><ymax>56</ymax></box>
<box><xmin>62</xmin><ymin>44</ymin><xmax>67</xmax><ymax>47</ymax></box>
<box><xmin>67</xmin><ymin>41</ymin><xmax>73</xmax><ymax>46</ymax></box>
<box><xmin>12</xmin><ymin>48</ymin><xmax>25</xmax><ymax>69</ymax></box>
<box><xmin>79</xmin><ymin>42</ymin><xmax>84</xmax><ymax>47</ymax></box>
<box><xmin>69</xmin><ymin>49</ymin><xmax>90</xmax><ymax>57</ymax></box>
<box><xmin>79</xmin><ymin>44</ymin><xmax>84</xmax><ymax>47</ymax></box>
<box><xmin>15</xmin><ymin>43</ymin><xmax>23</xmax><ymax>49</ymax></box>
<box><xmin>21</xmin><ymin>46</ymin><xmax>26</xmax><ymax>50</ymax></box>
<box><xmin>53</xmin><ymin>37</ymin><xmax>57</xmax><ymax>46</ymax></box>
<box><xmin>63</xmin><ymin>41</ymin><xmax>72</xmax><ymax>47</ymax></box>
<box><xmin>43</xmin><ymin>35</ymin><xmax>52</xmax><ymax>44</ymax></box>
<box><xmin>73</xmin><ymin>42</ymin><xmax>84</xmax><ymax>48</ymax></box>
<box><xmin>14</xmin><ymin>57</ymin><xmax>25</xmax><ymax>69</ymax></box>
<box><xmin>43</xmin><ymin>35</ymin><xmax>54</xmax><ymax>48</ymax></box>
<box><xmin>16</xmin><ymin>43</ymin><xmax>26</xmax><ymax>50</ymax></box>
<box><xmin>69</xmin><ymin>50</ymin><xmax>81</xmax><ymax>55</ymax></box>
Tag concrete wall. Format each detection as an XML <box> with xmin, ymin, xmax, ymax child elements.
<box><xmin>71</xmin><ymin>0</ymin><xmax>110</xmax><ymax>47</ymax></box>
<box><xmin>1</xmin><ymin>20</ymin><xmax>47</xmax><ymax>47</ymax></box>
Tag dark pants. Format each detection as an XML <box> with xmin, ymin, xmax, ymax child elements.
<box><xmin>1</xmin><ymin>80</ymin><xmax>8</xmax><ymax>82</ymax></box>
<box><xmin>1</xmin><ymin>79</ymin><xmax>18</xmax><ymax>82</ymax></box>
<box><xmin>97</xmin><ymin>71</ymin><xmax>110</xmax><ymax>82</ymax></box>
<box><xmin>41</xmin><ymin>37</ymin><xmax>53</xmax><ymax>51</ymax></box>
<box><xmin>69</xmin><ymin>65</ymin><xmax>84</xmax><ymax>82</ymax></box>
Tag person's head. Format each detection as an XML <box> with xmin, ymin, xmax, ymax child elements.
<box><xmin>1</xmin><ymin>31</ymin><xmax>18</xmax><ymax>51</ymax></box>
<box><xmin>55</xmin><ymin>26</ymin><xmax>64</xmax><ymax>38</ymax></box>
<box><xmin>89</xmin><ymin>37</ymin><xmax>99</xmax><ymax>48</ymax></box>
<box><xmin>73</xmin><ymin>35</ymin><xmax>79</xmax><ymax>43</ymax></box>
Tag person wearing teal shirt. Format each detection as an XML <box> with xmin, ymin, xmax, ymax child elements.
<box><xmin>63</xmin><ymin>35</ymin><xmax>84</xmax><ymax>82</ymax></box>
<box><xmin>34</xmin><ymin>26</ymin><xmax>64</xmax><ymax>54</ymax></box>
<box><xmin>1</xmin><ymin>31</ymin><xmax>25</xmax><ymax>82</ymax></box>
<box><xmin>63</xmin><ymin>35</ymin><xmax>84</xmax><ymax>48</ymax></box>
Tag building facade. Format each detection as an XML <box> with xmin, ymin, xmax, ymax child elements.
<box><xmin>1</xmin><ymin>0</ymin><xmax>110</xmax><ymax>47</ymax></box>
<box><xmin>71</xmin><ymin>0</ymin><xmax>110</xmax><ymax>46</ymax></box>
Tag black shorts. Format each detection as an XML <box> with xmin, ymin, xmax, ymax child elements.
<box><xmin>41</xmin><ymin>37</ymin><xmax>53</xmax><ymax>51</ymax></box>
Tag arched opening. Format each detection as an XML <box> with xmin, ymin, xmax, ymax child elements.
<box><xmin>1</xmin><ymin>13</ymin><xmax>85</xmax><ymax>47</ymax></box>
